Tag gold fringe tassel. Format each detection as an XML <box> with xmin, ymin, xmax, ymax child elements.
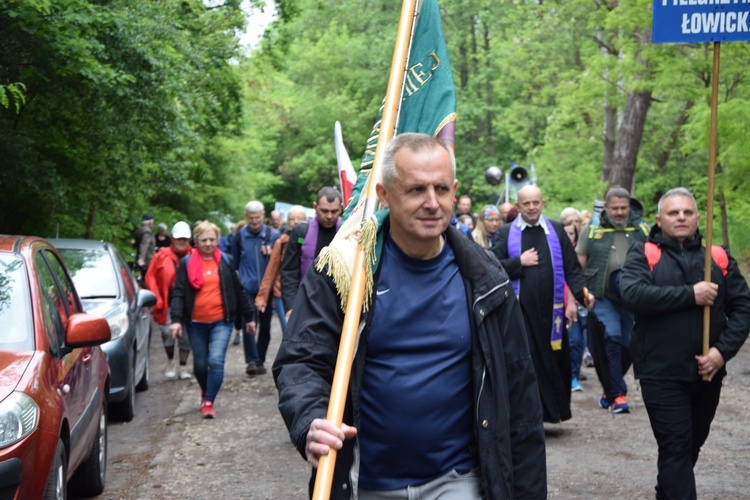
<box><xmin>316</xmin><ymin>215</ymin><xmax>379</xmax><ymax>313</ymax></box>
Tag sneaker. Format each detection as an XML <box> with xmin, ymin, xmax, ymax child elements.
<box><xmin>201</xmin><ymin>401</ymin><xmax>216</xmax><ymax>419</ymax></box>
<box><xmin>178</xmin><ymin>365</ymin><xmax>192</xmax><ymax>380</ymax></box>
<box><xmin>612</xmin><ymin>395</ymin><xmax>629</xmax><ymax>414</ymax></box>
<box><xmin>599</xmin><ymin>395</ymin><xmax>610</xmax><ymax>409</ymax></box>
<box><xmin>579</xmin><ymin>372</ymin><xmax>588</xmax><ymax>381</ymax></box>
<box><xmin>232</xmin><ymin>331</ymin><xmax>242</xmax><ymax>346</ymax></box>
<box><xmin>255</xmin><ymin>363</ymin><xmax>267</xmax><ymax>375</ymax></box>
<box><xmin>583</xmin><ymin>351</ymin><xmax>594</xmax><ymax>367</ymax></box>
<box><xmin>571</xmin><ymin>378</ymin><xmax>583</xmax><ymax>392</ymax></box>
<box><xmin>165</xmin><ymin>359</ymin><xmax>177</xmax><ymax>380</ymax></box>
<box><xmin>246</xmin><ymin>362</ymin><xmax>258</xmax><ymax>376</ymax></box>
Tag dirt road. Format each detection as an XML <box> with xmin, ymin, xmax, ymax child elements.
<box><xmin>102</xmin><ymin>318</ymin><xmax>750</xmax><ymax>499</ymax></box>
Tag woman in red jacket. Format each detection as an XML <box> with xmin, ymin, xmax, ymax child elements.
<box><xmin>145</xmin><ymin>221</ymin><xmax>193</xmax><ymax>380</ymax></box>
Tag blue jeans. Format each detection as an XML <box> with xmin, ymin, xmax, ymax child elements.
<box><xmin>187</xmin><ymin>320</ymin><xmax>232</xmax><ymax>402</ymax></box>
<box><xmin>593</xmin><ymin>297</ymin><xmax>634</xmax><ymax>397</ymax></box>
<box><xmin>273</xmin><ymin>296</ymin><xmax>287</xmax><ymax>332</ymax></box>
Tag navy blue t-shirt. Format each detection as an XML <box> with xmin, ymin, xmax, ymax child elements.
<box><xmin>358</xmin><ymin>234</ymin><xmax>477</xmax><ymax>490</ymax></box>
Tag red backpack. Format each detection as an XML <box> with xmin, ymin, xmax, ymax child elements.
<box><xmin>644</xmin><ymin>242</ymin><xmax>728</xmax><ymax>277</ymax></box>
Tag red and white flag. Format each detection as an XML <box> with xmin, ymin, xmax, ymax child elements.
<box><xmin>334</xmin><ymin>121</ymin><xmax>356</xmax><ymax>208</ymax></box>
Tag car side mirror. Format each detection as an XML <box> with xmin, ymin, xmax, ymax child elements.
<box><xmin>137</xmin><ymin>289</ymin><xmax>157</xmax><ymax>309</ymax></box>
<box><xmin>65</xmin><ymin>313</ymin><xmax>112</xmax><ymax>349</ymax></box>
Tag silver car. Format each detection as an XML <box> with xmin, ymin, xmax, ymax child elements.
<box><xmin>54</xmin><ymin>239</ymin><xmax>156</xmax><ymax>421</ymax></box>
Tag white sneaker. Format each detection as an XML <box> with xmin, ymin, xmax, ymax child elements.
<box><xmin>178</xmin><ymin>365</ymin><xmax>191</xmax><ymax>380</ymax></box>
<box><xmin>165</xmin><ymin>359</ymin><xmax>177</xmax><ymax>380</ymax></box>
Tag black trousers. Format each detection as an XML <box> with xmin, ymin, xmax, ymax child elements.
<box><xmin>640</xmin><ymin>376</ymin><xmax>723</xmax><ymax>500</ymax></box>
<box><xmin>242</xmin><ymin>293</ymin><xmax>274</xmax><ymax>365</ymax></box>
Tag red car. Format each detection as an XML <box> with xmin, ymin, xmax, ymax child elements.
<box><xmin>0</xmin><ymin>235</ymin><xmax>111</xmax><ymax>498</ymax></box>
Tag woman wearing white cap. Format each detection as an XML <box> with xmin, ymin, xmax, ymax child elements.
<box><xmin>145</xmin><ymin>221</ymin><xmax>194</xmax><ymax>380</ymax></box>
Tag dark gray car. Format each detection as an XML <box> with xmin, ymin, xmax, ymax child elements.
<box><xmin>54</xmin><ymin>239</ymin><xmax>156</xmax><ymax>421</ymax></box>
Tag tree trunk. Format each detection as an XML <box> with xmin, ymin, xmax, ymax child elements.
<box><xmin>483</xmin><ymin>21</ymin><xmax>494</xmax><ymax>158</ymax></box>
<box><xmin>608</xmin><ymin>90</ymin><xmax>652</xmax><ymax>192</ymax></box>
<box><xmin>656</xmin><ymin>101</ymin><xmax>693</xmax><ymax>174</ymax></box>
<box><xmin>717</xmin><ymin>163</ymin><xmax>730</xmax><ymax>249</ymax></box>
<box><xmin>602</xmin><ymin>103</ymin><xmax>616</xmax><ymax>183</ymax></box>
<box><xmin>84</xmin><ymin>204</ymin><xmax>96</xmax><ymax>239</ymax></box>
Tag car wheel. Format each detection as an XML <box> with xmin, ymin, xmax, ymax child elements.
<box><xmin>135</xmin><ymin>335</ymin><xmax>150</xmax><ymax>392</ymax></box>
<box><xmin>110</xmin><ymin>366</ymin><xmax>135</xmax><ymax>422</ymax></box>
<box><xmin>69</xmin><ymin>400</ymin><xmax>107</xmax><ymax>496</ymax></box>
<box><xmin>43</xmin><ymin>439</ymin><xmax>67</xmax><ymax>500</ymax></box>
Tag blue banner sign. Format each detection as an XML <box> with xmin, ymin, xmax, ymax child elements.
<box><xmin>653</xmin><ymin>0</ymin><xmax>750</xmax><ymax>43</ymax></box>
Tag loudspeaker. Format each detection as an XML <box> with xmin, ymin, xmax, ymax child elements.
<box><xmin>510</xmin><ymin>166</ymin><xmax>528</xmax><ymax>184</ymax></box>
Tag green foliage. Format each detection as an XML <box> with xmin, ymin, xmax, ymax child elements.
<box><xmin>3</xmin><ymin>0</ymin><xmax>750</xmax><ymax>260</ymax></box>
<box><xmin>0</xmin><ymin>0</ymin><xmax>245</xmax><ymax>249</ymax></box>
<box><xmin>228</xmin><ymin>0</ymin><xmax>750</xmax><ymax>258</ymax></box>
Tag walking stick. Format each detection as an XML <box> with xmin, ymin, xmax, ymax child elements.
<box><xmin>312</xmin><ymin>0</ymin><xmax>418</xmax><ymax>497</ymax></box>
<box><xmin>703</xmin><ymin>42</ymin><xmax>720</xmax><ymax>370</ymax></box>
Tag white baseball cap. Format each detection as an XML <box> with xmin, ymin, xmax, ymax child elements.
<box><xmin>171</xmin><ymin>221</ymin><xmax>192</xmax><ymax>239</ymax></box>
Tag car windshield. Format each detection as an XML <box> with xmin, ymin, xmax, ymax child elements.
<box><xmin>57</xmin><ymin>248</ymin><xmax>119</xmax><ymax>299</ymax></box>
<box><xmin>0</xmin><ymin>253</ymin><xmax>33</xmax><ymax>351</ymax></box>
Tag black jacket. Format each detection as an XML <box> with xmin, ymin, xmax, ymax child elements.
<box><xmin>273</xmin><ymin>223</ymin><xmax>547</xmax><ymax>499</ymax></box>
<box><xmin>620</xmin><ymin>226</ymin><xmax>750</xmax><ymax>381</ymax></box>
<box><xmin>169</xmin><ymin>253</ymin><xmax>254</xmax><ymax>326</ymax></box>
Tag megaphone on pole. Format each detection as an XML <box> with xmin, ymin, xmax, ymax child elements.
<box><xmin>509</xmin><ymin>162</ymin><xmax>528</xmax><ymax>184</ymax></box>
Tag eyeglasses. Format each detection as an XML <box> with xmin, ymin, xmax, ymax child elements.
<box><xmin>485</xmin><ymin>218</ymin><xmax>501</xmax><ymax>223</ymax></box>
<box><xmin>197</xmin><ymin>237</ymin><xmax>217</xmax><ymax>243</ymax></box>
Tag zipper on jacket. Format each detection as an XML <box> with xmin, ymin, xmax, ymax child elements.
<box><xmin>473</xmin><ymin>279</ymin><xmax>509</xmax><ymax>311</ymax></box>
<box><xmin>476</xmin><ymin>367</ymin><xmax>487</xmax><ymax>426</ymax></box>
<box><xmin>472</xmin><ymin>278</ymin><xmax>508</xmax><ymax>429</ymax></box>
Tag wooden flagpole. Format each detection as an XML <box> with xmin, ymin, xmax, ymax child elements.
<box><xmin>312</xmin><ymin>0</ymin><xmax>419</xmax><ymax>497</ymax></box>
<box><xmin>702</xmin><ymin>41</ymin><xmax>720</xmax><ymax>361</ymax></box>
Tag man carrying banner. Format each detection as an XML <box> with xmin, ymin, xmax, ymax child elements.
<box><xmin>273</xmin><ymin>134</ymin><xmax>546</xmax><ymax>499</ymax></box>
<box><xmin>620</xmin><ymin>187</ymin><xmax>750</xmax><ymax>499</ymax></box>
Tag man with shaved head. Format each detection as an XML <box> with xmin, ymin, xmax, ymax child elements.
<box><xmin>492</xmin><ymin>185</ymin><xmax>592</xmax><ymax>424</ymax></box>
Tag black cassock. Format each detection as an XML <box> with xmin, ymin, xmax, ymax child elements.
<box><xmin>492</xmin><ymin>220</ymin><xmax>586</xmax><ymax>423</ymax></box>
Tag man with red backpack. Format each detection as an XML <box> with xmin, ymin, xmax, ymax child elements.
<box><xmin>620</xmin><ymin>187</ymin><xmax>750</xmax><ymax>499</ymax></box>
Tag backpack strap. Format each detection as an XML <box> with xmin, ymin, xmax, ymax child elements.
<box><xmin>644</xmin><ymin>241</ymin><xmax>728</xmax><ymax>276</ymax></box>
<box><xmin>263</xmin><ymin>225</ymin><xmax>271</xmax><ymax>247</ymax></box>
<box><xmin>710</xmin><ymin>246</ymin><xmax>729</xmax><ymax>277</ymax></box>
<box><xmin>644</xmin><ymin>242</ymin><xmax>661</xmax><ymax>271</ymax></box>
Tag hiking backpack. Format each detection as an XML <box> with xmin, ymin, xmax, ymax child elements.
<box><xmin>644</xmin><ymin>242</ymin><xmax>728</xmax><ymax>277</ymax></box>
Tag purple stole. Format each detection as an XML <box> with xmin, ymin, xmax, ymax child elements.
<box><xmin>300</xmin><ymin>217</ymin><xmax>342</xmax><ymax>280</ymax></box>
<box><xmin>508</xmin><ymin>216</ymin><xmax>565</xmax><ymax>351</ymax></box>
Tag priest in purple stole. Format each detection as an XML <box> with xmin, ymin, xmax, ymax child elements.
<box><xmin>491</xmin><ymin>185</ymin><xmax>591</xmax><ymax>423</ymax></box>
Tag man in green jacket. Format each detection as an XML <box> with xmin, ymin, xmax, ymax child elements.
<box><xmin>576</xmin><ymin>186</ymin><xmax>649</xmax><ymax>413</ymax></box>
